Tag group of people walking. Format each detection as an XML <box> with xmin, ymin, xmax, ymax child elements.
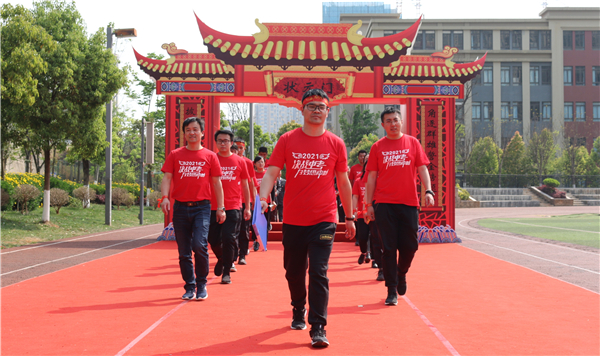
<box><xmin>160</xmin><ymin>88</ymin><xmax>434</xmax><ymax>348</ymax></box>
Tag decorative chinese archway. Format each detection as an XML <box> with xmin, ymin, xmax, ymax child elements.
<box><xmin>134</xmin><ymin>16</ymin><xmax>486</xmax><ymax>230</ymax></box>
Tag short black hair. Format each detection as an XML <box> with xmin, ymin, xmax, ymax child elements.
<box><xmin>253</xmin><ymin>156</ymin><xmax>264</xmax><ymax>164</ymax></box>
<box><xmin>214</xmin><ymin>129</ymin><xmax>234</xmax><ymax>142</ymax></box>
<box><xmin>380</xmin><ymin>107</ymin><xmax>402</xmax><ymax>123</ymax></box>
<box><xmin>301</xmin><ymin>89</ymin><xmax>329</xmax><ymax>108</ymax></box>
<box><xmin>233</xmin><ymin>137</ymin><xmax>245</xmax><ymax>144</ymax></box>
<box><xmin>358</xmin><ymin>150</ymin><xmax>367</xmax><ymax>155</ymax></box>
<box><xmin>231</xmin><ymin>144</ymin><xmax>239</xmax><ymax>151</ymax></box>
<box><xmin>182</xmin><ymin>117</ymin><xmax>205</xmax><ymax>131</ymax></box>
<box><xmin>258</xmin><ymin>146</ymin><xmax>268</xmax><ymax>153</ymax></box>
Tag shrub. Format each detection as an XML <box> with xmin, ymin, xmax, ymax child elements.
<box><xmin>1</xmin><ymin>188</ymin><xmax>11</xmax><ymax>209</ymax></box>
<box><xmin>124</xmin><ymin>193</ymin><xmax>135</xmax><ymax>208</ymax></box>
<box><xmin>50</xmin><ymin>176</ymin><xmax>80</xmax><ymax>194</ymax></box>
<box><xmin>73</xmin><ymin>186</ymin><xmax>97</xmax><ymax>208</ymax></box>
<box><xmin>96</xmin><ymin>194</ymin><xmax>106</xmax><ymax>204</ymax></box>
<box><xmin>148</xmin><ymin>191</ymin><xmax>162</xmax><ymax>209</ymax></box>
<box><xmin>14</xmin><ymin>184</ymin><xmax>41</xmax><ymax>214</ymax></box>
<box><xmin>112</xmin><ymin>187</ymin><xmax>131</xmax><ymax>209</ymax></box>
<box><xmin>543</xmin><ymin>178</ymin><xmax>560</xmax><ymax>188</ymax></box>
<box><xmin>49</xmin><ymin>188</ymin><xmax>70</xmax><ymax>214</ymax></box>
<box><xmin>89</xmin><ymin>183</ymin><xmax>106</xmax><ymax>195</ymax></box>
<box><xmin>1</xmin><ymin>180</ymin><xmax>15</xmax><ymax>211</ymax></box>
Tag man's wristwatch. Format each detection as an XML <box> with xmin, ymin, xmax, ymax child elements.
<box><xmin>345</xmin><ymin>215</ymin><xmax>356</xmax><ymax>222</ymax></box>
<box><xmin>218</xmin><ymin>207</ymin><xmax>226</xmax><ymax>212</ymax></box>
<box><xmin>425</xmin><ymin>190</ymin><xmax>435</xmax><ymax>197</ymax></box>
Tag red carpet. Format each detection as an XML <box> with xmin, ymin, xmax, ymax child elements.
<box><xmin>2</xmin><ymin>241</ymin><xmax>598</xmax><ymax>355</ymax></box>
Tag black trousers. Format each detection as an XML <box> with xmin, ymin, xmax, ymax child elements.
<box><xmin>237</xmin><ymin>203</ymin><xmax>251</xmax><ymax>259</ymax></box>
<box><xmin>374</xmin><ymin>203</ymin><xmax>419</xmax><ymax>288</ymax></box>
<box><xmin>355</xmin><ymin>218</ymin><xmax>370</xmax><ymax>254</ymax></box>
<box><xmin>208</xmin><ymin>209</ymin><xmax>241</xmax><ymax>276</ymax></box>
<box><xmin>368</xmin><ymin>221</ymin><xmax>383</xmax><ymax>266</ymax></box>
<box><xmin>282</xmin><ymin>222</ymin><xmax>336</xmax><ymax>327</ymax></box>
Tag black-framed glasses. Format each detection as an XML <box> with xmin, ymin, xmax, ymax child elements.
<box><xmin>217</xmin><ymin>139</ymin><xmax>231</xmax><ymax>144</ymax></box>
<box><xmin>305</xmin><ymin>104</ymin><xmax>329</xmax><ymax>112</ymax></box>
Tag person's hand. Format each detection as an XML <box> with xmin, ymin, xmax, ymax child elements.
<box><xmin>425</xmin><ymin>194</ymin><xmax>434</xmax><ymax>207</ymax></box>
<box><xmin>216</xmin><ymin>209</ymin><xmax>226</xmax><ymax>224</ymax></box>
<box><xmin>270</xmin><ymin>202</ymin><xmax>277</xmax><ymax>212</ymax></box>
<box><xmin>161</xmin><ymin>197</ymin><xmax>170</xmax><ymax>215</ymax></box>
<box><xmin>345</xmin><ymin>220</ymin><xmax>356</xmax><ymax>239</ymax></box>
<box><xmin>244</xmin><ymin>208</ymin><xmax>252</xmax><ymax>221</ymax></box>
<box><xmin>366</xmin><ymin>206</ymin><xmax>375</xmax><ymax>222</ymax></box>
<box><xmin>260</xmin><ymin>200</ymin><xmax>269</xmax><ymax>213</ymax></box>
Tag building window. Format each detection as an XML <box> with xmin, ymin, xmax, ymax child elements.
<box><xmin>564</xmin><ymin>66</ymin><xmax>573</xmax><ymax>86</ymax></box>
<box><xmin>472</xmin><ymin>102</ymin><xmax>481</xmax><ymax>120</ymax></box>
<box><xmin>593</xmin><ymin>103</ymin><xmax>600</xmax><ymax>121</ymax></box>
<box><xmin>575</xmin><ymin>31</ymin><xmax>585</xmax><ymax>50</ymax></box>
<box><xmin>511</xmin><ymin>102</ymin><xmax>522</xmax><ymax>121</ymax></box>
<box><xmin>483</xmin><ymin>102</ymin><xmax>493</xmax><ymax>121</ymax></box>
<box><xmin>501</xmin><ymin>66</ymin><xmax>511</xmax><ymax>86</ymax></box>
<box><xmin>501</xmin><ymin>65</ymin><xmax>522</xmax><ymax>86</ymax></box>
<box><xmin>531</xmin><ymin>102</ymin><xmax>541</xmax><ymax>121</ymax></box>
<box><xmin>483</xmin><ymin>67</ymin><xmax>493</xmax><ymax>85</ymax></box>
<box><xmin>530</xmin><ymin>30</ymin><xmax>551</xmax><ymax>50</ymax></box>
<box><xmin>576</xmin><ymin>102</ymin><xmax>586</xmax><ymax>121</ymax></box>
<box><xmin>471</xmin><ymin>30</ymin><xmax>492</xmax><ymax>50</ymax></box>
<box><xmin>513</xmin><ymin>65</ymin><xmax>522</xmax><ymax>85</ymax></box>
<box><xmin>414</xmin><ymin>31</ymin><xmax>435</xmax><ymax>50</ymax></box>
<box><xmin>501</xmin><ymin>102</ymin><xmax>510</xmax><ymax>120</ymax></box>
<box><xmin>383</xmin><ymin>30</ymin><xmax>399</xmax><ymax>36</ymax></box>
<box><xmin>542</xmin><ymin>102</ymin><xmax>552</xmax><ymax>121</ymax></box>
<box><xmin>575</xmin><ymin>66</ymin><xmax>586</xmax><ymax>86</ymax></box>
<box><xmin>501</xmin><ymin>30</ymin><xmax>522</xmax><ymax>50</ymax></box>
<box><xmin>456</xmin><ymin>100</ymin><xmax>464</xmax><ymax>121</ymax></box>
<box><xmin>593</xmin><ymin>66</ymin><xmax>600</xmax><ymax>86</ymax></box>
<box><xmin>442</xmin><ymin>30</ymin><xmax>463</xmax><ymax>49</ymax></box>
<box><xmin>564</xmin><ymin>102</ymin><xmax>573</xmax><ymax>121</ymax></box>
<box><xmin>541</xmin><ymin>66</ymin><xmax>551</xmax><ymax>85</ymax></box>
<box><xmin>531</xmin><ymin>64</ymin><xmax>551</xmax><ymax>85</ymax></box>
<box><xmin>593</xmin><ymin>31</ymin><xmax>600</xmax><ymax>50</ymax></box>
<box><xmin>530</xmin><ymin>66</ymin><xmax>539</xmax><ymax>86</ymax></box>
<box><xmin>564</xmin><ymin>30</ymin><xmax>573</xmax><ymax>50</ymax></box>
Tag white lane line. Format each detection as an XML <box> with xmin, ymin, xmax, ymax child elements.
<box><xmin>489</xmin><ymin>219</ymin><xmax>599</xmax><ymax>234</ymax></box>
<box><xmin>115</xmin><ymin>276</ymin><xmax>219</xmax><ymax>356</ymax></box>
<box><xmin>403</xmin><ymin>296</ymin><xmax>460</xmax><ymax>356</ymax></box>
<box><xmin>1</xmin><ymin>234</ymin><xmax>157</xmax><ymax>276</ymax></box>
<box><xmin>457</xmin><ymin>218</ymin><xmax>598</xmax><ymax>256</ymax></box>
<box><xmin>458</xmin><ymin>221</ymin><xmax>599</xmax><ymax>275</ymax></box>
<box><xmin>1</xmin><ymin>224</ymin><xmax>161</xmax><ymax>255</ymax></box>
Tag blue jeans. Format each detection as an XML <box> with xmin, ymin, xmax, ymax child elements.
<box><xmin>172</xmin><ymin>203</ymin><xmax>211</xmax><ymax>291</ymax></box>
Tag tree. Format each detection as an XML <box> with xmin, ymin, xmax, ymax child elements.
<box><xmin>589</xmin><ymin>137</ymin><xmax>600</xmax><ymax>173</ymax></box>
<box><xmin>230</xmin><ymin>119</ymin><xmax>275</xmax><ymax>158</ymax></box>
<box><xmin>527</xmin><ymin>128</ymin><xmax>558</xmax><ymax>185</ymax></box>
<box><xmin>558</xmin><ymin>144</ymin><xmax>590</xmax><ymax>186</ymax></box>
<box><xmin>339</xmin><ymin>105</ymin><xmax>379</xmax><ymax>150</ymax></box>
<box><xmin>224</xmin><ymin>103</ymin><xmax>249</xmax><ymax>129</ymax></box>
<box><xmin>348</xmin><ymin>134</ymin><xmax>379</xmax><ymax>166</ymax></box>
<box><xmin>466</xmin><ymin>137</ymin><xmax>499</xmax><ymax>174</ymax></box>
<box><xmin>276</xmin><ymin>120</ymin><xmax>302</xmax><ymax>138</ymax></box>
<box><xmin>1</xmin><ymin>3</ymin><xmax>55</xmax><ymax>177</ymax></box>
<box><xmin>502</xmin><ymin>131</ymin><xmax>527</xmax><ymax>174</ymax></box>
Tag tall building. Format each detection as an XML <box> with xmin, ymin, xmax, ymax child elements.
<box><xmin>339</xmin><ymin>8</ymin><xmax>600</xmax><ymax>151</ymax></box>
<box><xmin>254</xmin><ymin>104</ymin><xmax>304</xmax><ymax>135</ymax></box>
<box><xmin>323</xmin><ymin>2</ymin><xmax>397</xmax><ymax>24</ymax></box>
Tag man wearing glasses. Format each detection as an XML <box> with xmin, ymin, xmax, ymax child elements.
<box><xmin>232</xmin><ymin>137</ymin><xmax>258</xmax><ymax>264</ymax></box>
<box><xmin>208</xmin><ymin>130</ymin><xmax>252</xmax><ymax>284</ymax></box>
<box><xmin>258</xmin><ymin>89</ymin><xmax>356</xmax><ymax>348</ymax></box>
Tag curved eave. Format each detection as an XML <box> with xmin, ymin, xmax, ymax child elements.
<box><xmin>133</xmin><ymin>48</ymin><xmax>235</xmax><ymax>80</ymax></box>
<box><xmin>196</xmin><ymin>14</ymin><xmax>421</xmax><ymax>67</ymax></box>
<box><xmin>386</xmin><ymin>52</ymin><xmax>487</xmax><ymax>84</ymax></box>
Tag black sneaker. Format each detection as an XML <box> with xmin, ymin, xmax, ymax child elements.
<box><xmin>238</xmin><ymin>257</ymin><xmax>247</xmax><ymax>265</ymax></box>
<box><xmin>310</xmin><ymin>325</ymin><xmax>329</xmax><ymax>348</ymax></box>
<box><xmin>214</xmin><ymin>259</ymin><xmax>223</xmax><ymax>276</ymax></box>
<box><xmin>253</xmin><ymin>241</ymin><xmax>260</xmax><ymax>251</ymax></box>
<box><xmin>221</xmin><ymin>274</ymin><xmax>231</xmax><ymax>284</ymax></box>
<box><xmin>358</xmin><ymin>253</ymin><xmax>366</xmax><ymax>265</ymax></box>
<box><xmin>291</xmin><ymin>308</ymin><xmax>307</xmax><ymax>330</ymax></box>
<box><xmin>397</xmin><ymin>275</ymin><xmax>407</xmax><ymax>296</ymax></box>
<box><xmin>182</xmin><ymin>289</ymin><xmax>195</xmax><ymax>300</ymax></box>
<box><xmin>196</xmin><ymin>285</ymin><xmax>208</xmax><ymax>300</ymax></box>
<box><xmin>385</xmin><ymin>289</ymin><xmax>398</xmax><ymax>306</ymax></box>
<box><xmin>365</xmin><ymin>252</ymin><xmax>371</xmax><ymax>263</ymax></box>
<box><xmin>371</xmin><ymin>261</ymin><xmax>379</xmax><ymax>269</ymax></box>
<box><xmin>230</xmin><ymin>262</ymin><xmax>237</xmax><ymax>272</ymax></box>
<box><xmin>376</xmin><ymin>268</ymin><xmax>385</xmax><ymax>281</ymax></box>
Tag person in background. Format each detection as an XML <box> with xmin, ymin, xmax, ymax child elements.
<box><xmin>348</xmin><ymin>150</ymin><xmax>367</xmax><ymax>183</ymax></box>
<box><xmin>258</xmin><ymin>146</ymin><xmax>269</xmax><ymax>167</ymax></box>
<box><xmin>253</xmin><ymin>155</ymin><xmax>275</xmax><ymax>241</ymax></box>
<box><xmin>274</xmin><ymin>171</ymin><xmax>285</xmax><ymax>222</ymax></box>
<box><xmin>233</xmin><ymin>138</ymin><xmax>258</xmax><ymax>264</ymax></box>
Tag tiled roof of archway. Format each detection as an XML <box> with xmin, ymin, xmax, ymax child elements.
<box><xmin>133</xmin><ymin>49</ymin><xmax>235</xmax><ymax>80</ymax></box>
<box><xmin>196</xmin><ymin>15</ymin><xmax>422</xmax><ymax>68</ymax></box>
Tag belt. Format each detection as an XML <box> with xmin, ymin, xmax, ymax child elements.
<box><xmin>174</xmin><ymin>200</ymin><xmax>210</xmax><ymax>207</ymax></box>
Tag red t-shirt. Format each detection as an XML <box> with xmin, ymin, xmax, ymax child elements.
<box><xmin>366</xmin><ymin>135</ymin><xmax>429</xmax><ymax>206</ymax></box>
<box><xmin>349</xmin><ymin>164</ymin><xmax>363</xmax><ymax>183</ymax></box>
<box><xmin>255</xmin><ymin>170</ymin><xmax>271</xmax><ymax>203</ymax></box>
<box><xmin>269</xmin><ymin>128</ymin><xmax>348</xmax><ymax>226</ymax></box>
<box><xmin>210</xmin><ymin>153</ymin><xmax>249</xmax><ymax>210</ymax></box>
<box><xmin>161</xmin><ymin>147</ymin><xmax>222</xmax><ymax>202</ymax></box>
<box><xmin>352</xmin><ymin>175</ymin><xmax>367</xmax><ymax>219</ymax></box>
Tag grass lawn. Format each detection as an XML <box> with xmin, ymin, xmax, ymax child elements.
<box><xmin>478</xmin><ymin>213</ymin><xmax>600</xmax><ymax>249</ymax></box>
<box><xmin>1</xmin><ymin>204</ymin><xmax>164</xmax><ymax>249</ymax></box>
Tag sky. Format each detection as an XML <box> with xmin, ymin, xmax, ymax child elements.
<box><xmin>6</xmin><ymin>0</ymin><xmax>599</xmax><ymax>116</ymax></box>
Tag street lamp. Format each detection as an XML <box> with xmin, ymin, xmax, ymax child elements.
<box><xmin>106</xmin><ymin>26</ymin><xmax>137</xmax><ymax>225</ymax></box>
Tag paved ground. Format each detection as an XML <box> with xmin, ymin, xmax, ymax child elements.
<box><xmin>454</xmin><ymin>206</ymin><xmax>599</xmax><ymax>293</ymax></box>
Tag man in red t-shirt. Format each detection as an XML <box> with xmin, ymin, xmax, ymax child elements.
<box><xmin>258</xmin><ymin>89</ymin><xmax>356</xmax><ymax>348</ymax></box>
<box><xmin>161</xmin><ymin>117</ymin><xmax>225</xmax><ymax>301</ymax></box>
<box><xmin>233</xmin><ymin>138</ymin><xmax>258</xmax><ymax>263</ymax></box>
<box><xmin>258</xmin><ymin>146</ymin><xmax>269</xmax><ymax>167</ymax></box>
<box><xmin>208</xmin><ymin>130</ymin><xmax>252</xmax><ymax>284</ymax></box>
<box><xmin>365</xmin><ymin>107</ymin><xmax>434</xmax><ymax>306</ymax></box>
<box><xmin>348</xmin><ymin>150</ymin><xmax>367</xmax><ymax>183</ymax></box>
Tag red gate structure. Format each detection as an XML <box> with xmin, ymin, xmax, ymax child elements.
<box><xmin>134</xmin><ymin>15</ymin><xmax>486</xmax><ymax>230</ymax></box>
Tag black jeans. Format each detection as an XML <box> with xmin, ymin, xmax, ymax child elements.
<box><xmin>172</xmin><ymin>203</ymin><xmax>211</xmax><ymax>291</ymax></box>
<box><xmin>374</xmin><ymin>203</ymin><xmax>419</xmax><ymax>288</ymax></box>
<box><xmin>282</xmin><ymin>222</ymin><xmax>336</xmax><ymax>327</ymax></box>
<box><xmin>355</xmin><ymin>218</ymin><xmax>370</xmax><ymax>254</ymax></box>
<box><xmin>208</xmin><ymin>209</ymin><xmax>241</xmax><ymax>276</ymax></box>
<box><xmin>237</xmin><ymin>203</ymin><xmax>251</xmax><ymax>258</ymax></box>
<box><xmin>368</xmin><ymin>221</ymin><xmax>383</xmax><ymax>266</ymax></box>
